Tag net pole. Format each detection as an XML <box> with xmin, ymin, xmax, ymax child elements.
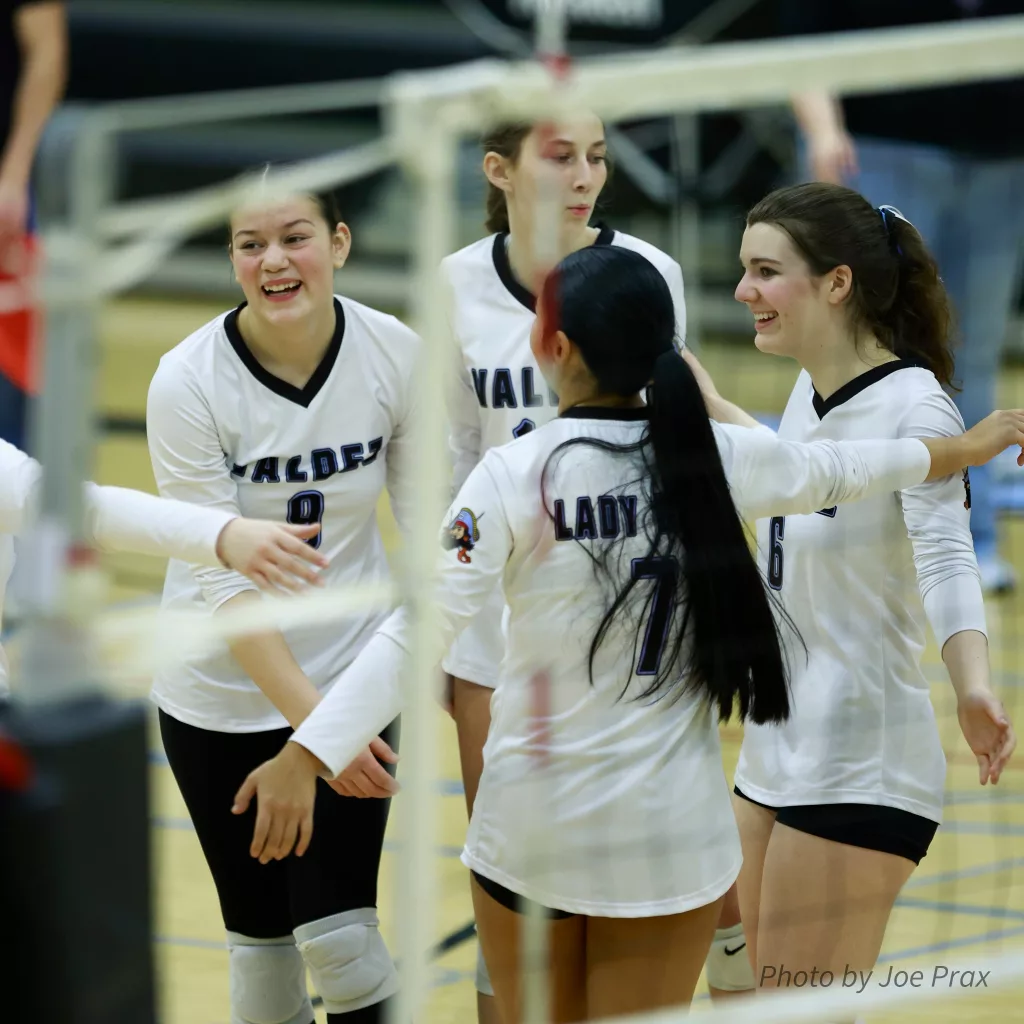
<box><xmin>522</xmin><ymin>8</ymin><xmax>570</xmax><ymax>1020</ymax></box>
<box><xmin>19</xmin><ymin>114</ymin><xmax>114</xmax><ymax>703</ymax></box>
<box><xmin>386</xmin><ymin>101</ymin><xmax>457</xmax><ymax>1024</ymax></box>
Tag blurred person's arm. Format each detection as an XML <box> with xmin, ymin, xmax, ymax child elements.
<box><xmin>0</xmin><ymin>2</ymin><xmax>68</xmax><ymax>241</ymax></box>
<box><xmin>792</xmin><ymin>92</ymin><xmax>858</xmax><ymax>184</ymax></box>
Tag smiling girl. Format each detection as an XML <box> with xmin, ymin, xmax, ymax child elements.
<box><xmin>439</xmin><ymin>113</ymin><xmax>718</xmax><ymax>1014</ymax></box>
<box><xmin>145</xmin><ymin>185</ymin><xmax>424</xmax><ymax>1024</ymax></box>
<box><xmin>712</xmin><ymin>181</ymin><xmax>1017</xmax><ymax>994</ymax></box>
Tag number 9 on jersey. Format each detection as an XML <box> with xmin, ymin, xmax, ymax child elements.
<box><xmin>287</xmin><ymin>490</ymin><xmax>325</xmax><ymax>549</ymax></box>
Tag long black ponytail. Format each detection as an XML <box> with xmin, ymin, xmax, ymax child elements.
<box><xmin>539</xmin><ymin>246</ymin><xmax>790</xmax><ymax>724</ymax></box>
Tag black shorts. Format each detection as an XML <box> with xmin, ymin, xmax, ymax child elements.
<box><xmin>159</xmin><ymin>709</ymin><xmax>399</xmax><ymax>938</ymax></box>
<box><xmin>733</xmin><ymin>786</ymin><xmax>937</xmax><ymax>865</ymax></box>
<box><xmin>471</xmin><ymin>871</ymin><xmax>577</xmax><ymax>920</ymax></box>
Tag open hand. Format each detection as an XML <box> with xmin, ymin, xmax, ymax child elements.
<box><xmin>232</xmin><ymin>742</ymin><xmax>325</xmax><ymax>863</ymax></box>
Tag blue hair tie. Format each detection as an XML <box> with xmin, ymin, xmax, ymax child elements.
<box><xmin>878</xmin><ymin>205</ymin><xmax>909</xmax><ymax>257</ymax></box>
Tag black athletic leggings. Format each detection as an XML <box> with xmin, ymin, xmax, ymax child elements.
<box><xmin>159</xmin><ymin>710</ymin><xmax>399</xmax><ymax>938</ymax></box>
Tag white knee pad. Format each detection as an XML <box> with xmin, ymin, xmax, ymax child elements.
<box><xmin>226</xmin><ymin>932</ymin><xmax>314</xmax><ymax>1024</ymax></box>
<box><xmin>475</xmin><ymin>943</ymin><xmax>494</xmax><ymax>997</ymax></box>
<box><xmin>705</xmin><ymin>923</ymin><xmax>755</xmax><ymax>993</ymax></box>
<box><xmin>294</xmin><ymin>908</ymin><xmax>398</xmax><ymax>1015</ymax></box>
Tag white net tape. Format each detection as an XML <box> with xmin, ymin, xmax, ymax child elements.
<box><xmin>34</xmin><ymin>11</ymin><xmax>1024</xmax><ymax>1024</ymax></box>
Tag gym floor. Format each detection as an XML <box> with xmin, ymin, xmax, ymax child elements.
<box><xmin>44</xmin><ymin>296</ymin><xmax>1024</xmax><ymax>1022</ymax></box>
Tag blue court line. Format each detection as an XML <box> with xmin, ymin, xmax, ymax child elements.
<box><xmin>876</xmin><ymin>923</ymin><xmax>1024</xmax><ymax>964</ymax></box>
<box><xmin>894</xmin><ymin>897</ymin><xmax>1024</xmax><ymax>922</ymax></box>
<box><xmin>904</xmin><ymin>856</ymin><xmax>1024</xmax><ymax>890</ymax></box>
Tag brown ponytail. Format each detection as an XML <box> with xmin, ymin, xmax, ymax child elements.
<box><xmin>480</xmin><ymin>123</ymin><xmax>532</xmax><ymax>235</ymax></box>
<box><xmin>747</xmin><ymin>183</ymin><xmax>955</xmax><ymax>388</ymax></box>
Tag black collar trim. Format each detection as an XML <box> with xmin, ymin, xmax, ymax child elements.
<box><xmin>224</xmin><ymin>297</ymin><xmax>345</xmax><ymax>408</ymax></box>
<box><xmin>560</xmin><ymin>405</ymin><xmax>649</xmax><ymax>421</ymax></box>
<box><xmin>812</xmin><ymin>360</ymin><xmax>915</xmax><ymax>420</ymax></box>
<box><xmin>491</xmin><ymin>222</ymin><xmax>616</xmax><ymax>312</ymax></box>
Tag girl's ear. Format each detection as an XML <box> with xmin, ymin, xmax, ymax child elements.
<box><xmin>332</xmin><ymin>223</ymin><xmax>352</xmax><ymax>270</ymax></box>
<box><xmin>483</xmin><ymin>151</ymin><xmax>514</xmax><ymax>197</ymax></box>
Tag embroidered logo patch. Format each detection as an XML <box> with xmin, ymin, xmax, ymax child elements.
<box><xmin>444</xmin><ymin>507</ymin><xmax>481</xmax><ymax>564</ymax></box>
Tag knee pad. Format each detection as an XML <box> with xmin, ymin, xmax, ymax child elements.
<box><xmin>475</xmin><ymin>943</ymin><xmax>494</xmax><ymax>997</ymax></box>
<box><xmin>226</xmin><ymin>933</ymin><xmax>314</xmax><ymax>1024</ymax></box>
<box><xmin>294</xmin><ymin>907</ymin><xmax>398</xmax><ymax>1015</ymax></box>
<box><xmin>705</xmin><ymin>923</ymin><xmax>755</xmax><ymax>993</ymax></box>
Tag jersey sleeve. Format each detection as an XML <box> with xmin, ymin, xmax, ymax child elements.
<box><xmin>897</xmin><ymin>391</ymin><xmax>986</xmax><ymax>647</ymax></box>
<box><xmin>291</xmin><ymin>454</ymin><xmax>515</xmax><ymax>777</ymax></box>
<box><xmin>0</xmin><ymin>438</ymin><xmax>233</xmax><ymax>564</ymax></box>
<box><xmin>146</xmin><ymin>355</ymin><xmax>259</xmax><ymax>610</ymax></box>
<box><xmin>714</xmin><ymin>422</ymin><xmax>932</xmax><ymax>520</ymax></box>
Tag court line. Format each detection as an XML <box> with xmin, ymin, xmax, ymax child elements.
<box><xmin>894</xmin><ymin>897</ymin><xmax>1024</xmax><ymax>922</ymax></box>
<box><xmin>876</xmin><ymin>923</ymin><xmax>1024</xmax><ymax>964</ymax></box>
<box><xmin>904</xmin><ymin>856</ymin><xmax>1024</xmax><ymax>890</ymax></box>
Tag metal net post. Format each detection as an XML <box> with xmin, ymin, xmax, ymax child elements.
<box><xmin>386</xmin><ymin>90</ymin><xmax>459</xmax><ymax>1024</ymax></box>
<box><xmin>0</xmin><ymin>111</ymin><xmax>157</xmax><ymax>1024</ymax></box>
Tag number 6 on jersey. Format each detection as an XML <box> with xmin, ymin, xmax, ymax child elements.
<box><xmin>767</xmin><ymin>516</ymin><xmax>785</xmax><ymax>590</ymax></box>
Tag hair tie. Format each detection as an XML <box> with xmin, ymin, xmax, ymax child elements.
<box><xmin>877</xmin><ymin>205</ymin><xmax>909</xmax><ymax>257</ymax></box>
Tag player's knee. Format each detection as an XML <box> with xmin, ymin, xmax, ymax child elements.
<box><xmin>475</xmin><ymin>943</ymin><xmax>494</xmax><ymax>997</ymax></box>
<box><xmin>705</xmin><ymin>922</ymin><xmax>755</xmax><ymax>992</ymax></box>
<box><xmin>294</xmin><ymin>908</ymin><xmax>398</xmax><ymax>1015</ymax></box>
<box><xmin>227</xmin><ymin>932</ymin><xmax>313</xmax><ymax>1024</ymax></box>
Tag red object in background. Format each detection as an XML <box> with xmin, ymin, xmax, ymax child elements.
<box><xmin>0</xmin><ymin>734</ymin><xmax>33</xmax><ymax>792</ymax></box>
<box><xmin>0</xmin><ymin>229</ymin><xmax>42</xmax><ymax>394</ymax></box>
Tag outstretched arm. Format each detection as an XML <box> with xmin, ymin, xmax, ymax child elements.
<box><xmin>718</xmin><ymin>410</ymin><xmax>1024</xmax><ymax>522</ymax></box>
<box><xmin>0</xmin><ymin>439</ymin><xmax>326</xmax><ymax>589</ymax></box>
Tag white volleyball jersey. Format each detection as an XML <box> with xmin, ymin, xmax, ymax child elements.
<box><xmin>146</xmin><ymin>295</ymin><xmax>422</xmax><ymax>733</ymax></box>
<box><xmin>0</xmin><ymin>438</ymin><xmax>235</xmax><ymax>696</ymax></box>
<box><xmin>736</xmin><ymin>363</ymin><xmax>986</xmax><ymax>823</ymax></box>
<box><xmin>293</xmin><ymin>409</ymin><xmax>931</xmax><ymax>916</ymax></box>
<box><xmin>441</xmin><ymin>226</ymin><xmax>688</xmax><ymax>494</ymax></box>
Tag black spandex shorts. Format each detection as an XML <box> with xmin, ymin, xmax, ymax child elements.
<box><xmin>160</xmin><ymin>709</ymin><xmax>399</xmax><ymax>937</ymax></box>
<box><xmin>733</xmin><ymin>786</ymin><xmax>938</xmax><ymax>865</ymax></box>
<box><xmin>471</xmin><ymin>871</ymin><xmax>577</xmax><ymax>920</ymax></box>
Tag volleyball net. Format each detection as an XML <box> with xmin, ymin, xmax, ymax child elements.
<box><xmin>6</xmin><ymin>9</ymin><xmax>1024</xmax><ymax>1024</ymax></box>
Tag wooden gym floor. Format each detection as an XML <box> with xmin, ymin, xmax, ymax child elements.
<box><xmin>50</xmin><ymin>295</ymin><xmax>1024</xmax><ymax>1021</ymax></box>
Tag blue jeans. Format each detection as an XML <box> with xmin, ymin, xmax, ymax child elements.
<box><xmin>805</xmin><ymin>137</ymin><xmax>1024</xmax><ymax>556</ymax></box>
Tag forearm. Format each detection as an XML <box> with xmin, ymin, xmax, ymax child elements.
<box><xmin>219</xmin><ymin>591</ymin><xmax>323</xmax><ymax>729</ymax></box>
<box><xmin>1</xmin><ymin>46</ymin><xmax>67</xmax><ymax>188</ymax></box>
<box><xmin>791</xmin><ymin>91</ymin><xmax>844</xmax><ymax>138</ymax></box>
<box><xmin>941</xmin><ymin>629</ymin><xmax>992</xmax><ymax>703</ymax></box>
<box><xmin>706</xmin><ymin>394</ymin><xmax>765</xmax><ymax>431</ymax></box>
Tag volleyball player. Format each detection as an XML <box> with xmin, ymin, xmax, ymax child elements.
<box><xmin>0</xmin><ymin>435</ymin><xmax>328</xmax><ymax>701</ymax></box>
<box><xmin>709</xmin><ymin>182</ymin><xmax>1016</xmax><ymax>989</ymax></box>
<box><xmin>439</xmin><ymin>113</ymin><xmax>761</xmax><ymax>1012</ymax></box>
<box><xmin>231</xmin><ymin>246</ymin><xmax>1024</xmax><ymax>1022</ymax></box>
<box><xmin>145</xmin><ymin>184</ymin><xmax>423</xmax><ymax>1024</ymax></box>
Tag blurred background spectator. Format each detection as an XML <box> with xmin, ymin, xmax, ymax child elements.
<box><xmin>0</xmin><ymin>0</ymin><xmax>67</xmax><ymax>450</ymax></box>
